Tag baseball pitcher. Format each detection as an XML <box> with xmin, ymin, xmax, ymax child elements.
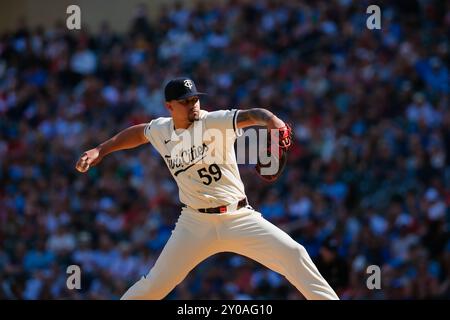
<box><xmin>75</xmin><ymin>77</ymin><xmax>339</xmax><ymax>300</ymax></box>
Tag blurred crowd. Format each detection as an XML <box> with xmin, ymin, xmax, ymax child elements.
<box><xmin>1</xmin><ymin>0</ymin><xmax>449</xmax><ymax>299</ymax></box>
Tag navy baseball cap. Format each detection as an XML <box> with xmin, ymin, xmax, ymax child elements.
<box><xmin>164</xmin><ymin>77</ymin><xmax>206</xmax><ymax>101</ymax></box>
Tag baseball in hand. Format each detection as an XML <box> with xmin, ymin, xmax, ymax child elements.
<box><xmin>75</xmin><ymin>149</ymin><xmax>100</xmax><ymax>173</ymax></box>
<box><xmin>76</xmin><ymin>154</ymin><xmax>90</xmax><ymax>172</ymax></box>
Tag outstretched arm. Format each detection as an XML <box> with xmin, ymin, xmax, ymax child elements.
<box><xmin>75</xmin><ymin>124</ymin><xmax>149</xmax><ymax>173</ymax></box>
<box><xmin>236</xmin><ymin>108</ymin><xmax>285</xmax><ymax>129</ymax></box>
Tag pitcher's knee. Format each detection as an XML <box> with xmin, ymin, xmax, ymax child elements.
<box><xmin>296</xmin><ymin>244</ymin><xmax>308</xmax><ymax>256</ymax></box>
<box><xmin>284</xmin><ymin>243</ymin><xmax>309</xmax><ymax>260</ymax></box>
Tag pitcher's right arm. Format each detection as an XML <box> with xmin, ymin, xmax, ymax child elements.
<box><xmin>75</xmin><ymin>124</ymin><xmax>149</xmax><ymax>173</ymax></box>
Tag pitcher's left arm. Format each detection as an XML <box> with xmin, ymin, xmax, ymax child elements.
<box><xmin>236</xmin><ymin>108</ymin><xmax>293</xmax><ymax>182</ymax></box>
<box><xmin>236</xmin><ymin>108</ymin><xmax>285</xmax><ymax>129</ymax></box>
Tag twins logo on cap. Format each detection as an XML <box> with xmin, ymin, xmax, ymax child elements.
<box><xmin>164</xmin><ymin>77</ymin><xmax>206</xmax><ymax>101</ymax></box>
<box><xmin>184</xmin><ymin>80</ymin><xmax>193</xmax><ymax>89</ymax></box>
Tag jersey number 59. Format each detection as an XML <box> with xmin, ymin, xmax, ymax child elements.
<box><xmin>197</xmin><ymin>164</ymin><xmax>222</xmax><ymax>185</ymax></box>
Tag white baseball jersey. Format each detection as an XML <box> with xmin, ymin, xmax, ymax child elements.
<box><xmin>143</xmin><ymin>109</ymin><xmax>246</xmax><ymax>209</ymax></box>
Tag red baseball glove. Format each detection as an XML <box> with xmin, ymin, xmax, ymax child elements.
<box><xmin>255</xmin><ymin>124</ymin><xmax>293</xmax><ymax>182</ymax></box>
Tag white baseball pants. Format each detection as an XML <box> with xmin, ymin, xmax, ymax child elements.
<box><xmin>121</xmin><ymin>206</ymin><xmax>339</xmax><ymax>300</ymax></box>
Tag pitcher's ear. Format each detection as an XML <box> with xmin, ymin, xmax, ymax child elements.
<box><xmin>165</xmin><ymin>101</ymin><xmax>173</xmax><ymax>111</ymax></box>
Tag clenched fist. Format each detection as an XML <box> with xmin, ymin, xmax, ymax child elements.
<box><xmin>75</xmin><ymin>148</ymin><xmax>102</xmax><ymax>173</ymax></box>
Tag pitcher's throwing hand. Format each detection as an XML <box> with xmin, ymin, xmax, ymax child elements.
<box><xmin>75</xmin><ymin>148</ymin><xmax>101</xmax><ymax>173</ymax></box>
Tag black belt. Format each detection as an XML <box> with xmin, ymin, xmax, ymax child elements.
<box><xmin>191</xmin><ymin>198</ymin><xmax>249</xmax><ymax>214</ymax></box>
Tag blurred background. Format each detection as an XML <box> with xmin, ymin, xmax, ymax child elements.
<box><xmin>0</xmin><ymin>0</ymin><xmax>449</xmax><ymax>300</ymax></box>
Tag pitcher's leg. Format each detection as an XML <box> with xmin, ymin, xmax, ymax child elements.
<box><xmin>121</xmin><ymin>213</ymin><xmax>218</xmax><ymax>300</ymax></box>
<box><xmin>223</xmin><ymin>210</ymin><xmax>339</xmax><ymax>300</ymax></box>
